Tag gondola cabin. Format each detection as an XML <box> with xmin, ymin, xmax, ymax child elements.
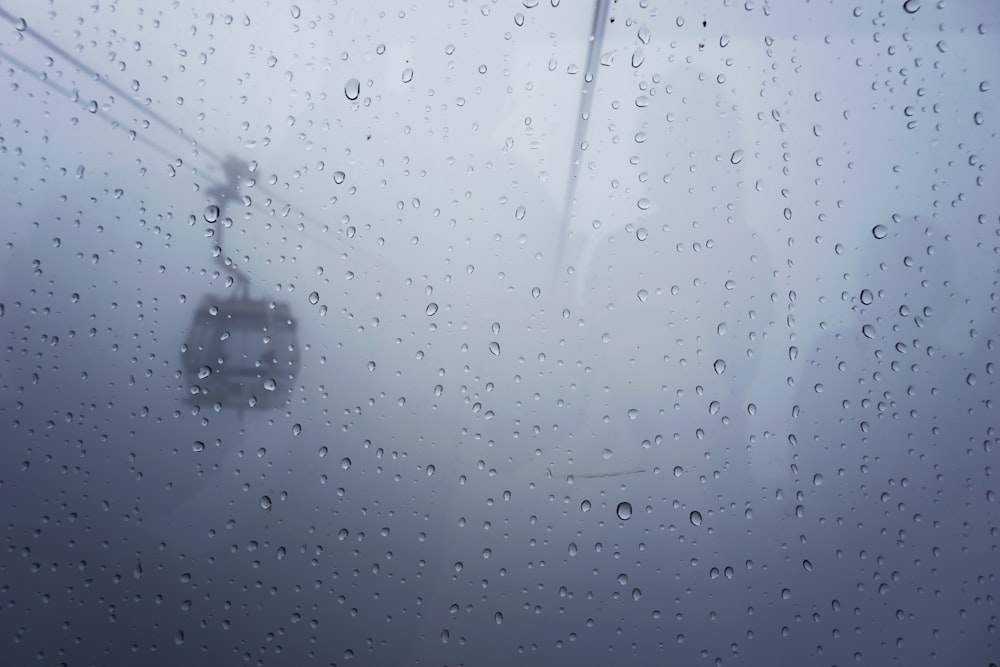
<box><xmin>181</xmin><ymin>296</ymin><xmax>300</xmax><ymax>409</ymax></box>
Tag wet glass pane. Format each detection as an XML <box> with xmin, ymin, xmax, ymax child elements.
<box><xmin>1</xmin><ymin>1</ymin><xmax>998</xmax><ymax>664</ymax></box>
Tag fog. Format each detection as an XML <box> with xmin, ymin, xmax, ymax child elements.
<box><xmin>1</xmin><ymin>1</ymin><xmax>998</xmax><ymax>665</ymax></box>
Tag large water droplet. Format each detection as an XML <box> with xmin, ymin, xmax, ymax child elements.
<box><xmin>204</xmin><ymin>205</ymin><xmax>220</xmax><ymax>223</ymax></box>
<box><xmin>616</xmin><ymin>501</ymin><xmax>633</xmax><ymax>520</ymax></box>
<box><xmin>345</xmin><ymin>78</ymin><xmax>361</xmax><ymax>101</ymax></box>
<box><xmin>425</xmin><ymin>302</ymin><xmax>439</xmax><ymax>316</ymax></box>
<box><xmin>689</xmin><ymin>510</ymin><xmax>703</xmax><ymax>526</ymax></box>
<box><xmin>872</xmin><ymin>224</ymin><xmax>888</xmax><ymax>239</ymax></box>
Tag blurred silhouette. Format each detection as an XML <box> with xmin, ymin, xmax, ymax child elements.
<box><xmin>180</xmin><ymin>157</ymin><xmax>300</xmax><ymax>410</ymax></box>
<box><xmin>782</xmin><ymin>213</ymin><xmax>1000</xmax><ymax>664</ymax></box>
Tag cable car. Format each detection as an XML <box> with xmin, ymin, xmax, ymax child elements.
<box><xmin>181</xmin><ymin>295</ymin><xmax>299</xmax><ymax>409</ymax></box>
<box><xmin>180</xmin><ymin>157</ymin><xmax>301</xmax><ymax>410</ymax></box>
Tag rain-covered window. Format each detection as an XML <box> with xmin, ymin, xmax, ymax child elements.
<box><xmin>1</xmin><ymin>1</ymin><xmax>997</xmax><ymax>664</ymax></box>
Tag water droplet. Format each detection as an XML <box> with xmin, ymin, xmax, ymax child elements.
<box><xmin>673</xmin><ymin>466</ymin><xmax>684</xmax><ymax>478</ymax></box>
<box><xmin>568</xmin><ymin>542</ymin><xmax>578</xmax><ymax>556</ymax></box>
<box><xmin>902</xmin><ymin>0</ymin><xmax>920</xmax><ymax>14</ymax></box>
<box><xmin>341</xmin><ymin>457</ymin><xmax>351</xmax><ymax>470</ymax></box>
<box><xmin>192</xmin><ymin>441</ymin><xmax>205</xmax><ymax>452</ymax></box>
<box><xmin>689</xmin><ymin>510</ymin><xmax>703</xmax><ymax>526</ymax></box>
<box><xmin>345</xmin><ymin>78</ymin><xmax>361</xmax><ymax>100</ymax></box>
<box><xmin>872</xmin><ymin>224</ymin><xmax>888</xmax><ymax>239</ymax></box>
<box><xmin>616</xmin><ymin>502</ymin><xmax>633</xmax><ymax>520</ymax></box>
<box><xmin>333</xmin><ymin>171</ymin><xmax>346</xmax><ymax>184</ymax></box>
<box><xmin>174</xmin><ymin>630</ymin><xmax>185</xmax><ymax>645</ymax></box>
<box><xmin>862</xmin><ymin>324</ymin><xmax>876</xmax><ymax>339</ymax></box>
<box><xmin>581</xmin><ymin>499</ymin><xmax>591</xmax><ymax>512</ymax></box>
<box><xmin>292</xmin><ymin>423</ymin><xmax>302</xmax><ymax>436</ymax></box>
<box><xmin>720</xmin><ymin>33</ymin><xmax>730</xmax><ymax>48</ymax></box>
<box><xmin>966</xmin><ymin>373</ymin><xmax>977</xmax><ymax>386</ymax></box>
<box><xmin>803</xmin><ymin>559</ymin><xmax>813</xmax><ymax>571</ymax></box>
<box><xmin>860</xmin><ymin>288</ymin><xmax>874</xmax><ymax>305</ymax></box>
<box><xmin>402</xmin><ymin>67</ymin><xmax>414</xmax><ymax>83</ymax></box>
<box><xmin>308</xmin><ymin>291</ymin><xmax>320</xmax><ymax>305</ymax></box>
<box><xmin>632</xmin><ymin>588</ymin><xmax>642</xmax><ymax>601</ymax></box>
<box><xmin>713</xmin><ymin>359</ymin><xmax>726</xmax><ymax>375</ymax></box>
<box><xmin>973</xmin><ymin>111</ymin><xmax>984</xmax><ymax>126</ymax></box>
<box><xmin>197</xmin><ymin>366</ymin><xmax>212</xmax><ymax>379</ymax></box>
<box><xmin>531</xmin><ymin>286</ymin><xmax>541</xmax><ymax>298</ymax></box>
<box><xmin>495</xmin><ymin>612</ymin><xmax>503</xmax><ymax>624</ymax></box>
<box><xmin>260</xmin><ymin>495</ymin><xmax>272</xmax><ymax>510</ymax></box>
<box><xmin>290</xmin><ymin>5</ymin><xmax>301</xmax><ymax>19</ymax></box>
<box><xmin>730</xmin><ymin>149</ymin><xmax>744</xmax><ymax>165</ymax></box>
<box><xmin>637</xmin><ymin>289</ymin><xmax>649</xmax><ymax>302</ymax></box>
<box><xmin>489</xmin><ymin>341</ymin><xmax>501</xmax><ymax>356</ymax></box>
<box><xmin>636</xmin><ymin>227</ymin><xmax>648</xmax><ymax>241</ymax></box>
<box><xmin>637</xmin><ymin>24</ymin><xmax>651</xmax><ymax>44</ymax></box>
<box><xmin>204</xmin><ymin>205</ymin><xmax>220</xmax><ymax>223</ymax></box>
<box><xmin>263</xmin><ymin>378</ymin><xmax>277</xmax><ymax>391</ymax></box>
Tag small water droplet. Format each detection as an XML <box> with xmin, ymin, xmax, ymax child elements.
<box><xmin>713</xmin><ymin>359</ymin><xmax>726</xmax><ymax>375</ymax></box>
<box><xmin>489</xmin><ymin>341</ymin><xmax>501</xmax><ymax>356</ymax></box>
<box><xmin>636</xmin><ymin>227</ymin><xmax>648</xmax><ymax>241</ymax></box>
<box><xmin>292</xmin><ymin>423</ymin><xmax>302</xmax><ymax>436</ymax></box>
<box><xmin>260</xmin><ymin>495</ymin><xmax>272</xmax><ymax>510</ymax></box>
<box><xmin>872</xmin><ymin>224</ymin><xmax>888</xmax><ymax>239</ymax></box>
<box><xmin>341</xmin><ymin>457</ymin><xmax>352</xmax><ymax>470</ymax></box>
<box><xmin>730</xmin><ymin>149</ymin><xmax>744</xmax><ymax>165</ymax></box>
<box><xmin>402</xmin><ymin>67</ymin><xmax>414</xmax><ymax>83</ymax></box>
<box><xmin>902</xmin><ymin>0</ymin><xmax>920</xmax><ymax>14</ymax></box>
<box><xmin>197</xmin><ymin>366</ymin><xmax>212</xmax><ymax>379</ymax></box>
<box><xmin>637</xmin><ymin>289</ymin><xmax>649</xmax><ymax>302</ymax></box>
<box><xmin>290</xmin><ymin>4</ymin><xmax>301</xmax><ymax>19</ymax></box>
<box><xmin>581</xmin><ymin>499</ymin><xmax>591</xmax><ymax>512</ymax></box>
<box><xmin>263</xmin><ymin>378</ymin><xmax>277</xmax><ymax>391</ymax></box>
<box><xmin>309</xmin><ymin>291</ymin><xmax>320</xmax><ymax>305</ymax></box>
